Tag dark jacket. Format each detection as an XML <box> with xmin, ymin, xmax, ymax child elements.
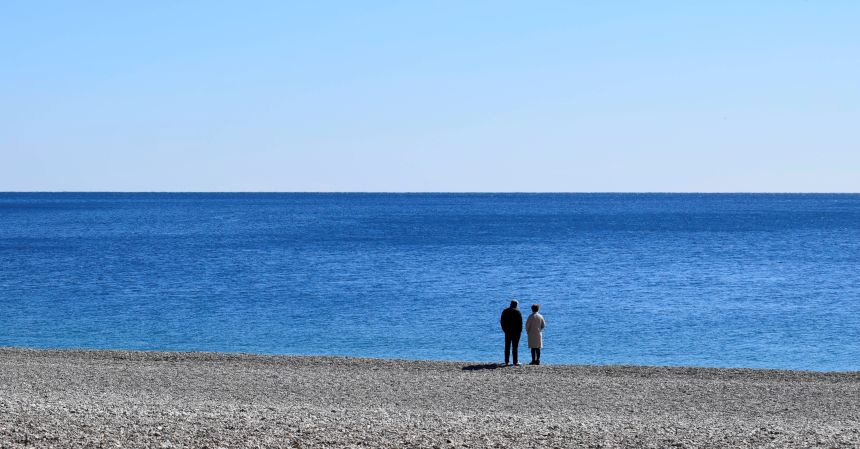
<box><xmin>500</xmin><ymin>307</ymin><xmax>523</xmax><ymax>335</ymax></box>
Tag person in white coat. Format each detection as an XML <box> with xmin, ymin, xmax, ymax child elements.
<box><xmin>525</xmin><ymin>304</ymin><xmax>546</xmax><ymax>365</ymax></box>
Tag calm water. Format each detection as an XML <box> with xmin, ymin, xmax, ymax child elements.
<box><xmin>1</xmin><ymin>193</ymin><xmax>858</xmax><ymax>371</ymax></box>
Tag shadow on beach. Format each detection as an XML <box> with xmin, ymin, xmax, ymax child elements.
<box><xmin>461</xmin><ymin>363</ymin><xmax>502</xmax><ymax>371</ymax></box>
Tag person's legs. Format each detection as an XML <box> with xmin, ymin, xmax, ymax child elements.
<box><xmin>504</xmin><ymin>334</ymin><xmax>512</xmax><ymax>365</ymax></box>
<box><xmin>535</xmin><ymin>348</ymin><xmax>541</xmax><ymax>364</ymax></box>
<box><xmin>511</xmin><ymin>334</ymin><xmax>520</xmax><ymax>365</ymax></box>
<box><xmin>530</xmin><ymin>348</ymin><xmax>537</xmax><ymax>364</ymax></box>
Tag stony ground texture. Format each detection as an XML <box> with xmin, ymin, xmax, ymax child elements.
<box><xmin>1</xmin><ymin>348</ymin><xmax>858</xmax><ymax>448</ymax></box>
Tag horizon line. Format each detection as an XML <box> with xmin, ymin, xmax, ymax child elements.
<box><xmin>2</xmin><ymin>191</ymin><xmax>859</xmax><ymax>195</ymax></box>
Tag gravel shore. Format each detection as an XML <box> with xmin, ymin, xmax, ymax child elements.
<box><xmin>1</xmin><ymin>348</ymin><xmax>858</xmax><ymax>448</ymax></box>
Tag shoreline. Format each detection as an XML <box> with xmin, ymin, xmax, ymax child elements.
<box><xmin>5</xmin><ymin>345</ymin><xmax>856</xmax><ymax>374</ymax></box>
<box><xmin>2</xmin><ymin>347</ymin><xmax>859</xmax><ymax>448</ymax></box>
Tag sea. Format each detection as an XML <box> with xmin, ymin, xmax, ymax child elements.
<box><xmin>1</xmin><ymin>193</ymin><xmax>858</xmax><ymax>371</ymax></box>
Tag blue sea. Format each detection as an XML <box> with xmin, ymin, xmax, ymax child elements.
<box><xmin>1</xmin><ymin>193</ymin><xmax>858</xmax><ymax>371</ymax></box>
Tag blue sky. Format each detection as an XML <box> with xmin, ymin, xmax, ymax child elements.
<box><xmin>2</xmin><ymin>1</ymin><xmax>858</xmax><ymax>192</ymax></box>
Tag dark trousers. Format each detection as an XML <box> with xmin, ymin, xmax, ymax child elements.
<box><xmin>531</xmin><ymin>348</ymin><xmax>541</xmax><ymax>363</ymax></box>
<box><xmin>504</xmin><ymin>333</ymin><xmax>520</xmax><ymax>365</ymax></box>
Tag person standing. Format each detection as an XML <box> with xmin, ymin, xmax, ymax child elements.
<box><xmin>499</xmin><ymin>300</ymin><xmax>523</xmax><ymax>366</ymax></box>
<box><xmin>525</xmin><ymin>303</ymin><xmax>546</xmax><ymax>365</ymax></box>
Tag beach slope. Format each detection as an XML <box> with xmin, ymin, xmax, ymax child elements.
<box><xmin>1</xmin><ymin>348</ymin><xmax>858</xmax><ymax>448</ymax></box>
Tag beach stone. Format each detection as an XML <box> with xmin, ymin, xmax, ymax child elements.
<box><xmin>0</xmin><ymin>348</ymin><xmax>858</xmax><ymax>448</ymax></box>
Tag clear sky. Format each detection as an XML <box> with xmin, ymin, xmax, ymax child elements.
<box><xmin>2</xmin><ymin>1</ymin><xmax>858</xmax><ymax>192</ymax></box>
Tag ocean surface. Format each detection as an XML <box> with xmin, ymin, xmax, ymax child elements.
<box><xmin>1</xmin><ymin>193</ymin><xmax>858</xmax><ymax>371</ymax></box>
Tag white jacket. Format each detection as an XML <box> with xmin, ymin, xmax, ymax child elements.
<box><xmin>525</xmin><ymin>312</ymin><xmax>545</xmax><ymax>348</ymax></box>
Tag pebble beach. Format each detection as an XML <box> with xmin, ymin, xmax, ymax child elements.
<box><xmin>1</xmin><ymin>348</ymin><xmax>858</xmax><ymax>448</ymax></box>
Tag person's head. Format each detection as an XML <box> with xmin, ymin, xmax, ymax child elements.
<box><xmin>531</xmin><ymin>304</ymin><xmax>540</xmax><ymax>313</ymax></box>
<box><xmin>510</xmin><ymin>300</ymin><xmax>519</xmax><ymax>308</ymax></box>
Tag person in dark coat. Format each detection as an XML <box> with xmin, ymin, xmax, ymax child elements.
<box><xmin>499</xmin><ymin>300</ymin><xmax>523</xmax><ymax>366</ymax></box>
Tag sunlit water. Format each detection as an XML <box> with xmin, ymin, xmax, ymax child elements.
<box><xmin>1</xmin><ymin>193</ymin><xmax>858</xmax><ymax>371</ymax></box>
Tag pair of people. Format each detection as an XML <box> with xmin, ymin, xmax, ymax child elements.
<box><xmin>499</xmin><ymin>300</ymin><xmax>545</xmax><ymax>366</ymax></box>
